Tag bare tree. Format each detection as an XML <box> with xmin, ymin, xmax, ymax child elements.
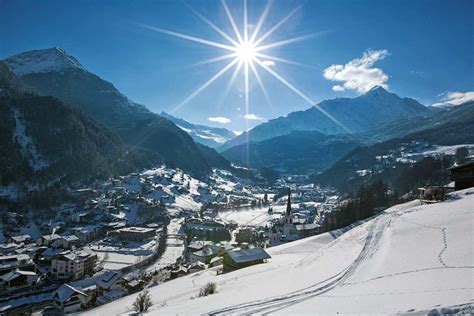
<box><xmin>133</xmin><ymin>290</ymin><xmax>153</xmax><ymax>313</ymax></box>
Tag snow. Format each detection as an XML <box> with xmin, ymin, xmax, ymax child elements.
<box><xmin>176</xmin><ymin>125</ymin><xmax>229</xmax><ymax>144</ymax></box>
<box><xmin>138</xmin><ymin>166</ymin><xmax>215</xmax><ymax>213</ymax></box>
<box><xmin>5</xmin><ymin>47</ymin><xmax>85</xmax><ymax>76</ymax></box>
<box><xmin>417</xmin><ymin>144</ymin><xmax>474</xmax><ymax>156</ymax></box>
<box><xmin>146</xmin><ymin>218</ymin><xmax>184</xmax><ymax>273</ymax></box>
<box><xmin>87</xmin><ymin>239</ymin><xmax>158</xmax><ymax>271</ymax></box>
<box><xmin>84</xmin><ymin>188</ymin><xmax>474</xmax><ymax>315</ymax></box>
<box><xmin>218</xmin><ymin>205</ymin><xmax>286</xmax><ymax>227</ymax></box>
<box><xmin>12</xmin><ymin>108</ymin><xmax>49</xmax><ymax>171</ymax></box>
<box><xmin>356</xmin><ymin>169</ymin><xmax>371</xmax><ymax>176</ymax></box>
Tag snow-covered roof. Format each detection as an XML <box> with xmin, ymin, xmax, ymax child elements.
<box><xmin>188</xmin><ymin>261</ymin><xmax>206</xmax><ymax>270</ymax></box>
<box><xmin>61</xmin><ymin>235</ymin><xmax>79</xmax><ymax>242</ymax></box>
<box><xmin>0</xmin><ymin>270</ymin><xmax>38</xmax><ymax>282</ymax></box>
<box><xmin>295</xmin><ymin>223</ymin><xmax>319</xmax><ymax>231</ymax></box>
<box><xmin>96</xmin><ymin>271</ymin><xmax>124</xmax><ymax>290</ymax></box>
<box><xmin>193</xmin><ymin>247</ymin><xmax>219</xmax><ymax>258</ymax></box>
<box><xmin>226</xmin><ymin>248</ymin><xmax>271</xmax><ymax>263</ymax></box>
<box><xmin>42</xmin><ymin>234</ymin><xmax>61</xmax><ymax>241</ymax></box>
<box><xmin>55</xmin><ymin>284</ymin><xmax>86</xmax><ymax>303</ymax></box>
<box><xmin>10</xmin><ymin>235</ymin><xmax>31</xmax><ymax>242</ymax></box>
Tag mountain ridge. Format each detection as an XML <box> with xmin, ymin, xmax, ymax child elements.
<box><xmin>3</xmin><ymin>48</ymin><xmax>230</xmax><ymax>176</ymax></box>
<box><xmin>218</xmin><ymin>86</ymin><xmax>430</xmax><ymax>152</ymax></box>
<box><xmin>221</xmin><ymin>130</ymin><xmax>361</xmax><ymax>173</ymax></box>
<box><xmin>0</xmin><ymin>63</ymin><xmax>154</xmax><ymax>191</ymax></box>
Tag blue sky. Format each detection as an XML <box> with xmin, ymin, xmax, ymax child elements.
<box><xmin>1</xmin><ymin>0</ymin><xmax>472</xmax><ymax>131</ymax></box>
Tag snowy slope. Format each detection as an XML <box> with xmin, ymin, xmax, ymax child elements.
<box><xmin>160</xmin><ymin>112</ymin><xmax>235</xmax><ymax>148</ymax></box>
<box><xmin>84</xmin><ymin>188</ymin><xmax>474</xmax><ymax>315</ymax></box>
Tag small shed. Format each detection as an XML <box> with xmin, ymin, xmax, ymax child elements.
<box><xmin>449</xmin><ymin>161</ymin><xmax>474</xmax><ymax>190</ymax></box>
<box><xmin>223</xmin><ymin>248</ymin><xmax>271</xmax><ymax>272</ymax></box>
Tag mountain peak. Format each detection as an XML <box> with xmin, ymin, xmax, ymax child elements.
<box><xmin>4</xmin><ymin>47</ymin><xmax>85</xmax><ymax>77</ymax></box>
<box><xmin>366</xmin><ymin>85</ymin><xmax>389</xmax><ymax>94</ymax></box>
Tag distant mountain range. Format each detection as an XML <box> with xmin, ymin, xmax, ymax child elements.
<box><xmin>3</xmin><ymin>47</ymin><xmax>230</xmax><ymax>176</ymax></box>
<box><xmin>0</xmin><ymin>61</ymin><xmax>153</xmax><ymax>189</ymax></box>
<box><xmin>160</xmin><ymin>112</ymin><xmax>235</xmax><ymax>148</ymax></box>
<box><xmin>222</xmin><ymin>131</ymin><xmax>361</xmax><ymax>173</ymax></box>
<box><xmin>218</xmin><ymin>86</ymin><xmax>431</xmax><ymax>152</ymax></box>
<box><xmin>3</xmin><ymin>47</ymin><xmax>470</xmax><ymax>191</ymax></box>
<box><xmin>316</xmin><ymin>101</ymin><xmax>474</xmax><ymax>191</ymax></box>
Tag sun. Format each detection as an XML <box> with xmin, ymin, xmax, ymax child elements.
<box><xmin>138</xmin><ymin>0</ymin><xmax>351</xmax><ymax>135</ymax></box>
<box><xmin>236</xmin><ymin>41</ymin><xmax>257</xmax><ymax>63</ymax></box>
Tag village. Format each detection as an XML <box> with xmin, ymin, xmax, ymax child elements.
<box><xmin>0</xmin><ymin>166</ymin><xmax>342</xmax><ymax>314</ymax></box>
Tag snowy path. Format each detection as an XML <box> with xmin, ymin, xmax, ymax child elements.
<box><xmin>145</xmin><ymin>218</ymin><xmax>184</xmax><ymax>273</ymax></box>
<box><xmin>83</xmin><ymin>189</ymin><xmax>474</xmax><ymax>315</ymax></box>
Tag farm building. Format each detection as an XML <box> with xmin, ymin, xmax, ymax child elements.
<box><xmin>223</xmin><ymin>248</ymin><xmax>271</xmax><ymax>272</ymax></box>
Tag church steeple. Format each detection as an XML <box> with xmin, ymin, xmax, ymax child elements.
<box><xmin>286</xmin><ymin>187</ymin><xmax>292</xmax><ymax>216</ymax></box>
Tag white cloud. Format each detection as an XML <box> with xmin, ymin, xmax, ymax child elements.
<box><xmin>208</xmin><ymin>116</ymin><xmax>231</xmax><ymax>124</ymax></box>
<box><xmin>432</xmin><ymin>91</ymin><xmax>474</xmax><ymax>108</ymax></box>
<box><xmin>233</xmin><ymin>130</ymin><xmax>243</xmax><ymax>136</ymax></box>
<box><xmin>332</xmin><ymin>85</ymin><xmax>345</xmax><ymax>92</ymax></box>
<box><xmin>261</xmin><ymin>60</ymin><xmax>275</xmax><ymax>67</ymax></box>
<box><xmin>323</xmin><ymin>49</ymin><xmax>389</xmax><ymax>94</ymax></box>
<box><xmin>243</xmin><ymin>114</ymin><xmax>264</xmax><ymax>121</ymax></box>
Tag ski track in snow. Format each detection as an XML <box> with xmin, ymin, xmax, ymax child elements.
<box><xmin>207</xmin><ymin>214</ymin><xmax>393</xmax><ymax>315</ymax></box>
<box><xmin>208</xmin><ymin>201</ymin><xmax>473</xmax><ymax>315</ymax></box>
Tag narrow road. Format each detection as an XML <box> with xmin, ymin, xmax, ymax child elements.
<box><xmin>145</xmin><ymin>218</ymin><xmax>185</xmax><ymax>273</ymax></box>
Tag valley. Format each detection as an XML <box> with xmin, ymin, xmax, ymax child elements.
<box><xmin>0</xmin><ymin>43</ymin><xmax>473</xmax><ymax>315</ymax></box>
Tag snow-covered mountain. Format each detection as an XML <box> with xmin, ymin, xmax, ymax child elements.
<box><xmin>4</xmin><ymin>47</ymin><xmax>86</xmax><ymax>77</ymax></box>
<box><xmin>2</xmin><ymin>48</ymin><xmax>231</xmax><ymax>176</ymax></box>
<box><xmin>160</xmin><ymin>112</ymin><xmax>235</xmax><ymax>148</ymax></box>
<box><xmin>0</xmin><ymin>62</ymin><xmax>153</xmax><ymax>190</ymax></box>
<box><xmin>4</xmin><ymin>47</ymin><xmax>152</xmax><ymax>126</ymax></box>
<box><xmin>83</xmin><ymin>188</ymin><xmax>474</xmax><ymax>315</ymax></box>
<box><xmin>219</xmin><ymin>86</ymin><xmax>430</xmax><ymax>152</ymax></box>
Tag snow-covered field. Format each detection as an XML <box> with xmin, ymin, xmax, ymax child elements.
<box><xmin>83</xmin><ymin>189</ymin><xmax>474</xmax><ymax>315</ymax></box>
<box><xmin>218</xmin><ymin>204</ymin><xmax>288</xmax><ymax>227</ymax></box>
<box><xmin>87</xmin><ymin>239</ymin><xmax>158</xmax><ymax>271</ymax></box>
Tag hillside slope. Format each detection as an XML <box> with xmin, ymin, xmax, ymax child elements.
<box><xmin>3</xmin><ymin>48</ymin><xmax>229</xmax><ymax>176</ymax></box>
<box><xmin>0</xmin><ymin>61</ymin><xmax>153</xmax><ymax>190</ymax></box>
<box><xmin>222</xmin><ymin>130</ymin><xmax>361</xmax><ymax>173</ymax></box>
<box><xmin>316</xmin><ymin>102</ymin><xmax>474</xmax><ymax>191</ymax></box>
<box><xmin>366</xmin><ymin>101</ymin><xmax>474</xmax><ymax>142</ymax></box>
<box><xmin>84</xmin><ymin>189</ymin><xmax>474</xmax><ymax>315</ymax></box>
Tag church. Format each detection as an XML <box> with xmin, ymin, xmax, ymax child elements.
<box><xmin>266</xmin><ymin>188</ymin><xmax>320</xmax><ymax>246</ymax></box>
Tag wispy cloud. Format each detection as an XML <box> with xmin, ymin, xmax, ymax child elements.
<box><xmin>323</xmin><ymin>49</ymin><xmax>389</xmax><ymax>94</ymax></box>
<box><xmin>261</xmin><ymin>60</ymin><xmax>275</xmax><ymax>67</ymax></box>
<box><xmin>432</xmin><ymin>91</ymin><xmax>474</xmax><ymax>107</ymax></box>
<box><xmin>208</xmin><ymin>116</ymin><xmax>231</xmax><ymax>124</ymax></box>
<box><xmin>233</xmin><ymin>130</ymin><xmax>243</xmax><ymax>136</ymax></box>
<box><xmin>243</xmin><ymin>113</ymin><xmax>264</xmax><ymax>121</ymax></box>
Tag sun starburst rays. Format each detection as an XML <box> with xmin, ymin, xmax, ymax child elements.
<box><xmin>139</xmin><ymin>0</ymin><xmax>352</xmax><ymax>135</ymax></box>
